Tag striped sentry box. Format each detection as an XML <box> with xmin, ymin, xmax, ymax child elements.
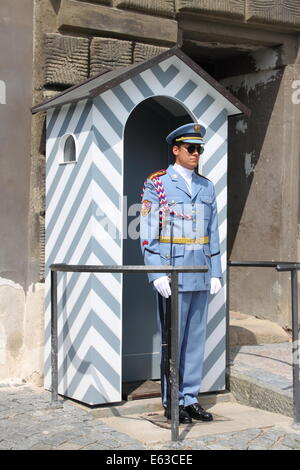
<box><xmin>38</xmin><ymin>48</ymin><xmax>247</xmax><ymax>405</ymax></box>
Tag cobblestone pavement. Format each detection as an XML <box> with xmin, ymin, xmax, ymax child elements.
<box><xmin>1</xmin><ymin>383</ymin><xmax>300</xmax><ymax>450</ymax></box>
<box><xmin>0</xmin><ymin>384</ymin><xmax>145</xmax><ymax>450</ymax></box>
<box><xmin>148</xmin><ymin>427</ymin><xmax>300</xmax><ymax>451</ymax></box>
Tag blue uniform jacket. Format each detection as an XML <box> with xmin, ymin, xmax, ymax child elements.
<box><xmin>140</xmin><ymin>164</ymin><xmax>222</xmax><ymax>291</ymax></box>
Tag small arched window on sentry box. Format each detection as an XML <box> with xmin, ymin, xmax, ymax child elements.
<box><xmin>59</xmin><ymin>133</ymin><xmax>77</xmax><ymax>164</ymax></box>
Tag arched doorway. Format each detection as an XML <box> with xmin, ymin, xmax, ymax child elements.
<box><xmin>122</xmin><ymin>96</ymin><xmax>195</xmax><ymax>384</ymax></box>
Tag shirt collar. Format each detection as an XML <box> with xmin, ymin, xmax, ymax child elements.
<box><xmin>173</xmin><ymin>163</ymin><xmax>194</xmax><ymax>180</ymax></box>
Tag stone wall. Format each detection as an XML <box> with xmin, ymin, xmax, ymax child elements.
<box><xmin>34</xmin><ymin>0</ymin><xmax>300</xmax><ymax>96</ymax></box>
<box><xmin>223</xmin><ymin>55</ymin><xmax>300</xmax><ymax>328</ymax></box>
<box><xmin>0</xmin><ymin>0</ymin><xmax>45</xmax><ymax>385</ymax></box>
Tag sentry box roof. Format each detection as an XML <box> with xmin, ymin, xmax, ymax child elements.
<box><xmin>32</xmin><ymin>46</ymin><xmax>250</xmax><ymax>117</ymax></box>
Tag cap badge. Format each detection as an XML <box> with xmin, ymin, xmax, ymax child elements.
<box><xmin>194</xmin><ymin>124</ymin><xmax>200</xmax><ymax>133</ymax></box>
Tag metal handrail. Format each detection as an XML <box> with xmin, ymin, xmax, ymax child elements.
<box><xmin>227</xmin><ymin>260</ymin><xmax>300</xmax><ymax>429</ymax></box>
<box><xmin>49</xmin><ymin>263</ymin><xmax>208</xmax><ymax>442</ymax></box>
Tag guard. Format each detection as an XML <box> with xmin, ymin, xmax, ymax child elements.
<box><xmin>140</xmin><ymin>123</ymin><xmax>222</xmax><ymax>423</ymax></box>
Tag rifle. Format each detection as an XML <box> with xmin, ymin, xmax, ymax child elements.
<box><xmin>162</xmin><ymin>214</ymin><xmax>174</xmax><ymax>416</ymax></box>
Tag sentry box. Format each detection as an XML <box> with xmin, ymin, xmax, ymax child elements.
<box><xmin>32</xmin><ymin>47</ymin><xmax>249</xmax><ymax>405</ymax></box>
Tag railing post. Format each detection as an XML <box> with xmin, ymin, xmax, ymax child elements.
<box><xmin>51</xmin><ymin>269</ymin><xmax>59</xmax><ymax>404</ymax></box>
<box><xmin>226</xmin><ymin>262</ymin><xmax>231</xmax><ymax>389</ymax></box>
<box><xmin>170</xmin><ymin>270</ymin><xmax>179</xmax><ymax>442</ymax></box>
<box><xmin>291</xmin><ymin>268</ymin><xmax>300</xmax><ymax>429</ymax></box>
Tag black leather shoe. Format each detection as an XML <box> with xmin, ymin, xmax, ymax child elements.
<box><xmin>184</xmin><ymin>403</ymin><xmax>213</xmax><ymax>421</ymax></box>
<box><xmin>164</xmin><ymin>405</ymin><xmax>192</xmax><ymax>424</ymax></box>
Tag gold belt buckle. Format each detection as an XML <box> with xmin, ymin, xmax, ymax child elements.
<box><xmin>159</xmin><ymin>236</ymin><xmax>209</xmax><ymax>244</ymax></box>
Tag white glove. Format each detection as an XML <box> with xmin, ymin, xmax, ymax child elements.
<box><xmin>210</xmin><ymin>277</ymin><xmax>222</xmax><ymax>295</ymax></box>
<box><xmin>153</xmin><ymin>276</ymin><xmax>171</xmax><ymax>298</ymax></box>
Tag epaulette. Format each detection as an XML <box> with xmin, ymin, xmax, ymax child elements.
<box><xmin>148</xmin><ymin>169</ymin><xmax>167</xmax><ymax>180</ymax></box>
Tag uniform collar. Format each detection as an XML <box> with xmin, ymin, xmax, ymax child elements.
<box><xmin>167</xmin><ymin>164</ymin><xmax>191</xmax><ymax>198</ymax></box>
<box><xmin>173</xmin><ymin>163</ymin><xmax>194</xmax><ymax>181</ymax></box>
<box><xmin>167</xmin><ymin>165</ymin><xmax>204</xmax><ymax>200</ymax></box>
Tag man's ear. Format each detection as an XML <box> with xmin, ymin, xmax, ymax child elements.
<box><xmin>172</xmin><ymin>145</ymin><xmax>179</xmax><ymax>156</ymax></box>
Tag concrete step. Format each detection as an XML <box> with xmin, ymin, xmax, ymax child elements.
<box><xmin>71</xmin><ymin>391</ymin><xmax>234</xmax><ymax>419</ymax></box>
<box><xmin>98</xmin><ymin>402</ymin><xmax>294</xmax><ymax>445</ymax></box>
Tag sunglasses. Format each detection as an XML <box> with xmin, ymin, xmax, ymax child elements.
<box><xmin>184</xmin><ymin>144</ymin><xmax>204</xmax><ymax>155</ymax></box>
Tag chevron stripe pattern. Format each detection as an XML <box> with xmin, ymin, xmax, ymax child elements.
<box><xmin>44</xmin><ymin>54</ymin><xmax>235</xmax><ymax>404</ymax></box>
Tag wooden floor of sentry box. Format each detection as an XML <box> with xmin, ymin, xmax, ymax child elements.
<box><xmin>122</xmin><ymin>380</ymin><xmax>161</xmax><ymax>401</ymax></box>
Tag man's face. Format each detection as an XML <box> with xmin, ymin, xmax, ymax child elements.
<box><xmin>173</xmin><ymin>143</ymin><xmax>202</xmax><ymax>170</ymax></box>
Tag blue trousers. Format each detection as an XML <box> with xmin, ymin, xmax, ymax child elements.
<box><xmin>156</xmin><ymin>291</ymin><xmax>209</xmax><ymax>408</ymax></box>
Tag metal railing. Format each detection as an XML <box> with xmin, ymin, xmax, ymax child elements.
<box><xmin>227</xmin><ymin>261</ymin><xmax>300</xmax><ymax>428</ymax></box>
<box><xmin>49</xmin><ymin>263</ymin><xmax>208</xmax><ymax>442</ymax></box>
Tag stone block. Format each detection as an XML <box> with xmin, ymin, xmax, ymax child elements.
<box><xmin>58</xmin><ymin>0</ymin><xmax>177</xmax><ymax>45</ymax></box>
<box><xmin>44</xmin><ymin>34</ymin><xmax>89</xmax><ymax>87</ymax></box>
<box><xmin>133</xmin><ymin>43</ymin><xmax>169</xmax><ymax>63</ymax></box>
<box><xmin>229</xmin><ymin>311</ymin><xmax>290</xmax><ymax>347</ymax></box>
<box><xmin>249</xmin><ymin>381</ymin><xmax>292</xmax><ymax>417</ymax></box>
<box><xmin>90</xmin><ymin>38</ymin><xmax>133</xmax><ymax>76</ymax></box>
<box><xmin>227</xmin><ymin>371</ymin><xmax>251</xmax><ymax>406</ymax></box>
<box><xmin>177</xmin><ymin>0</ymin><xmax>245</xmax><ymax>19</ymax></box>
<box><xmin>228</xmin><ymin>369</ymin><xmax>294</xmax><ymax>417</ymax></box>
<box><xmin>246</xmin><ymin>0</ymin><xmax>300</xmax><ymax>28</ymax></box>
<box><xmin>114</xmin><ymin>0</ymin><xmax>175</xmax><ymax>18</ymax></box>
